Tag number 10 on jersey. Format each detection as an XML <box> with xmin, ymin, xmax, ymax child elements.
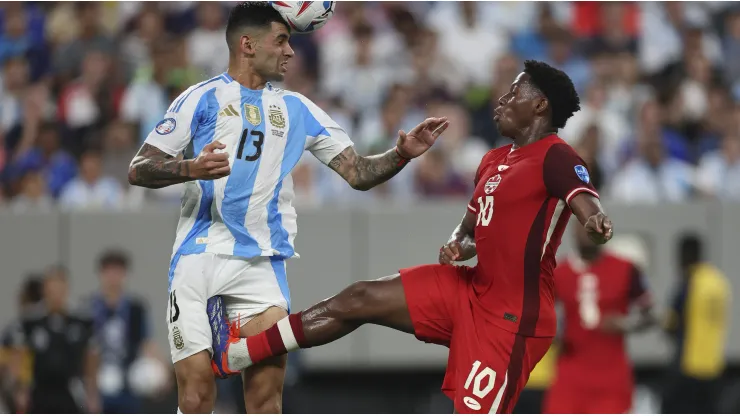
<box><xmin>476</xmin><ymin>196</ymin><xmax>494</xmax><ymax>226</ymax></box>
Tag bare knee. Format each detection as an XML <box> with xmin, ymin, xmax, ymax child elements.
<box><xmin>328</xmin><ymin>280</ymin><xmax>385</xmax><ymax>319</ymax></box>
<box><xmin>179</xmin><ymin>379</ymin><xmax>215</xmax><ymax>413</ymax></box>
<box><xmin>245</xmin><ymin>391</ymin><xmax>282</xmax><ymax>414</ymax></box>
<box><xmin>175</xmin><ymin>354</ymin><xmax>216</xmax><ymax>413</ymax></box>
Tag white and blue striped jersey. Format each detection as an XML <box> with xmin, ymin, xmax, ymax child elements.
<box><xmin>144</xmin><ymin>73</ymin><xmax>353</xmax><ymax>277</ymax></box>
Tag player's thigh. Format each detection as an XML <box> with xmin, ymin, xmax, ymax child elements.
<box><xmin>167</xmin><ymin>253</ymin><xmax>217</xmax><ymax>364</ymax></box>
<box><xmin>584</xmin><ymin>390</ymin><xmax>633</xmax><ymax>414</ymax></box>
<box><xmin>398</xmin><ymin>263</ymin><xmax>469</xmax><ymax>345</ymax></box>
<box><xmin>452</xmin><ymin>332</ymin><xmax>553</xmax><ymax>414</ymax></box>
<box><xmin>239</xmin><ymin>306</ymin><xmax>289</xmax><ymax>412</ymax></box>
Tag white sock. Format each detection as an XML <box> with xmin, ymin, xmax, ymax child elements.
<box><xmin>177</xmin><ymin>408</ymin><xmax>183</xmax><ymax>414</ymax></box>
<box><xmin>227</xmin><ymin>338</ymin><xmax>253</xmax><ymax>371</ymax></box>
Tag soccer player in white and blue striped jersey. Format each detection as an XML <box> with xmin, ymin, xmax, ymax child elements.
<box><xmin>128</xmin><ymin>2</ymin><xmax>448</xmax><ymax>413</ymax></box>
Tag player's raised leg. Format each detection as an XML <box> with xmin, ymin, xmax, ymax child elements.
<box><xmin>213</xmin><ymin>264</ymin><xmax>464</xmax><ymax>377</ymax></box>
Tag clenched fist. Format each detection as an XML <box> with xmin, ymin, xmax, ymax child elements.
<box><xmin>585</xmin><ymin>212</ymin><xmax>613</xmax><ymax>245</ymax></box>
<box><xmin>189</xmin><ymin>141</ymin><xmax>231</xmax><ymax>180</ymax></box>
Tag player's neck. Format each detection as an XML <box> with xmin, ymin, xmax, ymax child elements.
<box><xmin>511</xmin><ymin>123</ymin><xmax>556</xmax><ymax>148</ymax></box>
<box><xmin>227</xmin><ymin>64</ymin><xmax>268</xmax><ymax>90</ymax></box>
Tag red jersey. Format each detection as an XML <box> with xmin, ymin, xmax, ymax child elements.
<box><xmin>554</xmin><ymin>252</ymin><xmax>652</xmax><ymax>389</ymax></box>
<box><xmin>466</xmin><ymin>135</ymin><xmax>599</xmax><ymax>337</ymax></box>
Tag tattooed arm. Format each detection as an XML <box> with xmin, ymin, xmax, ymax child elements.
<box><xmin>128</xmin><ymin>141</ymin><xmax>230</xmax><ymax>189</ymax></box>
<box><xmin>128</xmin><ymin>144</ymin><xmax>192</xmax><ymax>189</ymax></box>
<box><xmin>326</xmin><ymin>117</ymin><xmax>450</xmax><ymax>191</ymax></box>
<box><xmin>328</xmin><ymin>147</ymin><xmax>408</xmax><ymax>191</ymax></box>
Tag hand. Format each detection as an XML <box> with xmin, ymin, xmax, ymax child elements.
<box><xmin>189</xmin><ymin>141</ymin><xmax>231</xmax><ymax>180</ymax></box>
<box><xmin>439</xmin><ymin>241</ymin><xmax>462</xmax><ymax>265</ymax></box>
<box><xmin>396</xmin><ymin>117</ymin><xmax>449</xmax><ymax>159</ymax></box>
<box><xmin>585</xmin><ymin>212</ymin><xmax>613</xmax><ymax>245</ymax></box>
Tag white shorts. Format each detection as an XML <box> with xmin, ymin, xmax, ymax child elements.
<box><xmin>165</xmin><ymin>252</ymin><xmax>290</xmax><ymax>363</ymax></box>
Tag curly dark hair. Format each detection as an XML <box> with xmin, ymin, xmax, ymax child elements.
<box><xmin>523</xmin><ymin>60</ymin><xmax>581</xmax><ymax>129</ymax></box>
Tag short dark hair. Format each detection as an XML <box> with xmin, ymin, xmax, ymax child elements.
<box><xmin>21</xmin><ymin>274</ymin><xmax>44</xmax><ymax>304</ymax></box>
<box><xmin>679</xmin><ymin>234</ymin><xmax>703</xmax><ymax>268</ymax></box>
<box><xmin>523</xmin><ymin>60</ymin><xmax>581</xmax><ymax>129</ymax></box>
<box><xmin>225</xmin><ymin>2</ymin><xmax>287</xmax><ymax>53</ymax></box>
<box><xmin>98</xmin><ymin>249</ymin><xmax>130</xmax><ymax>271</ymax></box>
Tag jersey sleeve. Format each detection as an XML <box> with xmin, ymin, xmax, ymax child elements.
<box><xmin>628</xmin><ymin>264</ymin><xmax>653</xmax><ymax>308</ymax></box>
<box><xmin>543</xmin><ymin>143</ymin><xmax>600</xmax><ymax>205</ymax></box>
<box><xmin>297</xmin><ymin>95</ymin><xmax>354</xmax><ymax>165</ymax></box>
<box><xmin>143</xmin><ymin>86</ymin><xmax>210</xmax><ymax>156</ymax></box>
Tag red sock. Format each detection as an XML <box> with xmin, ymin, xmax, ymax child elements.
<box><xmin>245</xmin><ymin>312</ymin><xmax>307</xmax><ymax>364</ymax></box>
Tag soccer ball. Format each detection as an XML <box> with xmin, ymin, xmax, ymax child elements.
<box><xmin>270</xmin><ymin>1</ymin><xmax>336</xmax><ymax>33</ymax></box>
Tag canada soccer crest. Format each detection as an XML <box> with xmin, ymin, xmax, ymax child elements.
<box><xmin>485</xmin><ymin>174</ymin><xmax>501</xmax><ymax>194</ymax></box>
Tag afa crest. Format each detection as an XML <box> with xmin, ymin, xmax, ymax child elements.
<box><xmin>269</xmin><ymin>105</ymin><xmax>286</xmax><ymax>129</ymax></box>
<box><xmin>244</xmin><ymin>104</ymin><xmax>262</xmax><ymax>126</ymax></box>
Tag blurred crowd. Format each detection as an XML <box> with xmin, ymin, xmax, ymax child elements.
<box><xmin>2</xmin><ymin>1</ymin><xmax>740</xmax><ymax>211</ymax></box>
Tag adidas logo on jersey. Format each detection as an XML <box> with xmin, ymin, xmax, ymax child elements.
<box><xmin>218</xmin><ymin>104</ymin><xmax>238</xmax><ymax>118</ymax></box>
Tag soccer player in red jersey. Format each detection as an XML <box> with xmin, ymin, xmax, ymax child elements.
<box><xmin>210</xmin><ymin>60</ymin><xmax>614</xmax><ymax>413</ymax></box>
<box><xmin>543</xmin><ymin>224</ymin><xmax>656</xmax><ymax>414</ymax></box>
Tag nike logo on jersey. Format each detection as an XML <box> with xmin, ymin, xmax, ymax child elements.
<box><xmin>498</xmin><ymin>165</ymin><xmax>510</xmax><ymax>171</ymax></box>
<box><xmin>218</xmin><ymin>104</ymin><xmax>239</xmax><ymax>118</ymax></box>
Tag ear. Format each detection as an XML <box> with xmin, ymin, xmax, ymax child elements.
<box><xmin>241</xmin><ymin>34</ymin><xmax>257</xmax><ymax>55</ymax></box>
<box><xmin>534</xmin><ymin>97</ymin><xmax>549</xmax><ymax>116</ymax></box>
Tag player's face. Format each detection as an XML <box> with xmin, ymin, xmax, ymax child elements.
<box><xmin>494</xmin><ymin>72</ymin><xmax>543</xmax><ymax>138</ymax></box>
<box><xmin>254</xmin><ymin>22</ymin><xmax>294</xmax><ymax>82</ymax></box>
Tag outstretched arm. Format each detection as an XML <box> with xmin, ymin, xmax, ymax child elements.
<box><xmin>328</xmin><ymin>146</ymin><xmax>408</xmax><ymax>191</ymax></box>
<box><xmin>439</xmin><ymin>209</ymin><xmax>477</xmax><ymax>264</ymax></box>
<box><xmin>569</xmin><ymin>193</ymin><xmax>613</xmax><ymax>244</ymax></box>
<box><xmin>326</xmin><ymin>117</ymin><xmax>449</xmax><ymax>191</ymax></box>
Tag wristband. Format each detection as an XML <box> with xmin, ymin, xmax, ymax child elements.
<box><xmin>394</xmin><ymin>147</ymin><xmax>410</xmax><ymax>167</ymax></box>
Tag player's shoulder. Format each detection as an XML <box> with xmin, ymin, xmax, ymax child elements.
<box><xmin>478</xmin><ymin>145</ymin><xmax>511</xmax><ymax>166</ymax></box>
<box><xmin>541</xmin><ymin>135</ymin><xmax>580</xmax><ymax>158</ymax></box>
<box><xmin>168</xmin><ymin>74</ymin><xmax>232</xmax><ymax>114</ymax></box>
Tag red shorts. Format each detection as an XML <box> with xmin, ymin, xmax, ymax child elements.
<box><xmin>400</xmin><ymin>264</ymin><xmax>553</xmax><ymax>414</ymax></box>
<box><xmin>544</xmin><ymin>378</ymin><xmax>632</xmax><ymax>414</ymax></box>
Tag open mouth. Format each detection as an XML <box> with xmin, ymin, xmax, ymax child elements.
<box><xmin>280</xmin><ymin>62</ymin><xmax>288</xmax><ymax>71</ymax></box>
<box><xmin>494</xmin><ymin>108</ymin><xmax>502</xmax><ymax>122</ymax></box>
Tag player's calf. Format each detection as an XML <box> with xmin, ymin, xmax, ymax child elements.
<box><xmin>211</xmin><ymin>275</ymin><xmax>413</xmax><ymax>374</ymax></box>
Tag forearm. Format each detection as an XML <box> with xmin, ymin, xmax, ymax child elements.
<box><xmin>448</xmin><ymin>224</ymin><xmax>477</xmax><ymax>260</ymax></box>
<box><xmin>329</xmin><ymin>147</ymin><xmax>407</xmax><ymax>191</ymax></box>
<box><xmin>128</xmin><ymin>143</ymin><xmax>192</xmax><ymax>189</ymax></box>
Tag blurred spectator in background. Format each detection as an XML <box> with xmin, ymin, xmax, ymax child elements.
<box><xmin>90</xmin><ymin>250</ymin><xmax>167</xmax><ymax>413</ymax></box>
<box><xmin>59</xmin><ymin>148</ymin><xmax>123</xmax><ymax>210</ymax></box>
<box><xmin>413</xmin><ymin>148</ymin><xmax>467</xmax><ymax>198</ymax></box>
<box><xmin>426</xmin><ymin>2</ymin><xmax>508</xmax><ymax>89</ymax></box>
<box><xmin>609</xmin><ymin>122</ymin><xmax>695</xmax><ymax>204</ymax></box>
<box><xmin>52</xmin><ymin>2</ymin><xmax>115</xmax><ymax>85</ymax></box>
<box><xmin>663</xmin><ymin>235</ymin><xmax>731</xmax><ymax>414</ymax></box>
<box><xmin>428</xmin><ymin>102</ymin><xmax>488</xmax><ymax>182</ymax></box>
<box><xmin>0</xmin><ymin>3</ymin><xmax>49</xmax><ymax>81</ymax></box>
<box><xmin>0</xmin><ymin>275</ymin><xmax>42</xmax><ymax>414</ymax></box>
<box><xmin>11</xmin><ymin>266</ymin><xmax>99</xmax><ymax>413</ymax></box>
<box><xmin>120</xmin><ymin>7</ymin><xmax>166</xmax><ymax>79</ymax></box>
<box><xmin>696</xmin><ymin>132</ymin><xmax>740</xmax><ymax>201</ymax></box>
<box><xmin>186</xmin><ymin>2</ymin><xmax>228</xmax><ymax>78</ymax></box>
<box><xmin>58</xmin><ymin>49</ymin><xmax>122</xmax><ymax>156</ymax></box>
<box><xmin>8</xmin><ymin>122</ymin><xmax>77</xmax><ymax>199</ymax></box>
<box><xmin>8</xmin><ymin>168</ymin><xmax>53</xmax><ymax>213</ymax></box>
<box><xmin>121</xmin><ymin>37</ymin><xmax>178</xmax><ymax>145</ymax></box>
